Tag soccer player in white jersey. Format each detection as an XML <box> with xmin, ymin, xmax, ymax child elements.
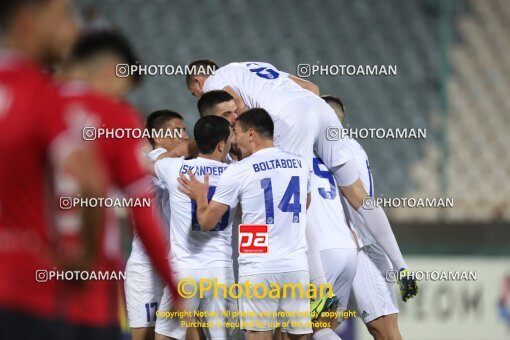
<box><xmin>322</xmin><ymin>95</ymin><xmax>406</xmax><ymax>340</ymax></box>
<box><xmin>154</xmin><ymin>115</ymin><xmax>236</xmax><ymax>340</ymax></box>
<box><xmin>197</xmin><ymin>89</ymin><xmax>242</xmax><ymax>163</ymax></box>
<box><xmin>178</xmin><ymin>109</ymin><xmax>313</xmax><ymax>340</ymax></box>
<box><xmin>196</xmin><ymin>91</ymin><xmax>355</xmax><ymax>340</ymax></box>
<box><xmin>125</xmin><ymin>110</ymin><xmax>188</xmax><ymax>340</ymax></box>
<box><xmin>197</xmin><ymin>90</ymin><xmax>243</xmax><ymax>287</ymax></box>
<box><xmin>186</xmin><ymin>60</ymin><xmax>417</xmax><ymax>303</ymax></box>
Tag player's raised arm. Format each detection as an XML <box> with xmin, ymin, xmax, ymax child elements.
<box><xmin>335</xmin><ymin>164</ymin><xmax>417</xmax><ymax>301</ymax></box>
<box><xmin>288</xmin><ymin>74</ymin><xmax>320</xmax><ymax>95</ymax></box>
<box><xmin>177</xmin><ymin>171</ymin><xmax>230</xmax><ymax>230</ymax></box>
<box><xmin>156</xmin><ymin>139</ymin><xmax>198</xmax><ymax>161</ymax></box>
<box><xmin>52</xmin><ymin>138</ymin><xmax>108</xmax><ymax>270</ymax></box>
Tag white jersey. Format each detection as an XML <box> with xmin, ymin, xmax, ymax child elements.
<box><xmin>204</xmin><ymin>61</ymin><xmax>354</xmax><ymax>169</ymax></box>
<box><xmin>129</xmin><ymin>147</ymin><xmax>170</xmax><ymax>262</ymax></box>
<box><xmin>212</xmin><ymin>147</ymin><xmax>311</xmax><ymax>276</ymax></box>
<box><xmin>341</xmin><ymin>139</ymin><xmax>376</xmax><ymax>248</ymax></box>
<box><xmin>155</xmin><ymin>157</ymin><xmax>234</xmax><ymax>270</ymax></box>
<box><xmin>203</xmin><ymin>61</ymin><xmax>316</xmax><ymax>116</ymax></box>
<box><xmin>308</xmin><ymin>156</ymin><xmax>356</xmax><ymax>251</ymax></box>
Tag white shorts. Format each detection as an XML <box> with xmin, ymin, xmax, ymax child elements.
<box><xmin>125</xmin><ymin>257</ymin><xmax>165</xmax><ymax>328</ymax></box>
<box><xmin>349</xmin><ymin>243</ymin><xmax>399</xmax><ymax>323</ymax></box>
<box><xmin>274</xmin><ymin>95</ymin><xmax>353</xmax><ymax>169</ymax></box>
<box><xmin>155</xmin><ymin>267</ymin><xmax>236</xmax><ymax>340</ymax></box>
<box><xmin>320</xmin><ymin>248</ymin><xmax>358</xmax><ymax>319</ymax></box>
<box><xmin>238</xmin><ymin>271</ymin><xmax>312</xmax><ymax>335</ymax></box>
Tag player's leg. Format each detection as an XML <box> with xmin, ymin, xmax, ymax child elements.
<box><xmin>185</xmin><ymin>327</ymin><xmax>205</xmax><ymax>340</ymax></box>
<box><xmin>366</xmin><ymin>314</ymin><xmax>401</xmax><ymax>340</ymax></box>
<box><xmin>125</xmin><ymin>258</ymin><xmax>165</xmax><ymax>340</ymax></box>
<box><xmin>239</xmin><ymin>273</ymin><xmax>279</xmax><ymax>340</ymax></box>
<box><xmin>352</xmin><ymin>244</ymin><xmax>401</xmax><ymax>340</ymax></box>
<box><xmin>279</xmin><ymin>271</ymin><xmax>312</xmax><ymax>340</ymax></box>
<box><xmin>155</xmin><ymin>273</ymin><xmax>200</xmax><ymax>340</ymax></box>
<box><xmin>245</xmin><ymin>330</ymin><xmax>273</xmax><ymax>340</ymax></box>
<box><xmin>311</xmin><ymin>248</ymin><xmax>357</xmax><ymax>340</ymax></box>
<box><xmin>200</xmin><ymin>267</ymin><xmax>235</xmax><ymax>340</ymax></box>
<box><xmin>132</xmin><ymin>327</ymin><xmax>156</xmax><ymax>340</ymax></box>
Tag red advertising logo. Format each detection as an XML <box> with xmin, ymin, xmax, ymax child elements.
<box><xmin>239</xmin><ymin>224</ymin><xmax>268</xmax><ymax>254</ymax></box>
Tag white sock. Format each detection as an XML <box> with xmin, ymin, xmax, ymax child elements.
<box><xmin>313</xmin><ymin>328</ymin><xmax>342</xmax><ymax>340</ymax></box>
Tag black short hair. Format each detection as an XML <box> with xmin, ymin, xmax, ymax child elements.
<box><xmin>146</xmin><ymin>110</ymin><xmax>183</xmax><ymax>147</ymax></box>
<box><xmin>235</xmin><ymin>108</ymin><xmax>274</xmax><ymax>139</ymax></box>
<box><xmin>197</xmin><ymin>90</ymin><xmax>234</xmax><ymax>117</ymax></box>
<box><xmin>321</xmin><ymin>95</ymin><xmax>345</xmax><ymax>113</ymax></box>
<box><xmin>185</xmin><ymin>59</ymin><xmax>218</xmax><ymax>87</ymax></box>
<box><xmin>69</xmin><ymin>30</ymin><xmax>142</xmax><ymax>84</ymax></box>
<box><xmin>0</xmin><ymin>0</ymin><xmax>46</xmax><ymax>31</ymax></box>
<box><xmin>321</xmin><ymin>95</ymin><xmax>345</xmax><ymax>122</ymax></box>
<box><xmin>194</xmin><ymin>115</ymin><xmax>231</xmax><ymax>155</ymax></box>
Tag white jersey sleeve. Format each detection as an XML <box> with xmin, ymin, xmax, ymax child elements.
<box><xmin>202</xmin><ymin>62</ymin><xmax>312</xmax><ymax>116</ymax></box>
<box><xmin>128</xmin><ymin>149</ymin><xmax>174</xmax><ymax>263</ymax></box>
<box><xmin>154</xmin><ymin>156</ymin><xmax>185</xmax><ymax>189</ymax></box>
<box><xmin>212</xmin><ymin>164</ymin><xmax>243</xmax><ymax>208</ymax></box>
<box><xmin>342</xmin><ymin>139</ymin><xmax>376</xmax><ymax>248</ymax></box>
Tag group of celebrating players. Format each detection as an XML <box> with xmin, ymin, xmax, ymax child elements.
<box><xmin>0</xmin><ymin>0</ymin><xmax>417</xmax><ymax>340</ymax></box>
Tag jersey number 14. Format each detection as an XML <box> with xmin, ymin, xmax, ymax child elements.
<box><xmin>260</xmin><ymin>176</ymin><xmax>302</xmax><ymax>224</ymax></box>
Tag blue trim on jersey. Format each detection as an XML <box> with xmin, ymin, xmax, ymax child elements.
<box><xmin>366</xmin><ymin>160</ymin><xmax>373</xmax><ymax>197</ymax></box>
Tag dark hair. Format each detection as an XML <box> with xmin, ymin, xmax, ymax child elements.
<box><xmin>0</xmin><ymin>0</ymin><xmax>46</xmax><ymax>31</ymax></box>
<box><xmin>235</xmin><ymin>108</ymin><xmax>274</xmax><ymax>139</ymax></box>
<box><xmin>197</xmin><ymin>90</ymin><xmax>234</xmax><ymax>117</ymax></box>
<box><xmin>194</xmin><ymin>116</ymin><xmax>231</xmax><ymax>154</ymax></box>
<box><xmin>146</xmin><ymin>110</ymin><xmax>183</xmax><ymax>147</ymax></box>
<box><xmin>69</xmin><ymin>30</ymin><xmax>142</xmax><ymax>84</ymax></box>
<box><xmin>321</xmin><ymin>95</ymin><xmax>345</xmax><ymax>113</ymax></box>
<box><xmin>321</xmin><ymin>94</ymin><xmax>345</xmax><ymax>122</ymax></box>
<box><xmin>185</xmin><ymin>59</ymin><xmax>218</xmax><ymax>86</ymax></box>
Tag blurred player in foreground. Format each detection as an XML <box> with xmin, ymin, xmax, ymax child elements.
<box><xmin>125</xmin><ymin>110</ymin><xmax>188</xmax><ymax>340</ymax></box>
<box><xmin>0</xmin><ymin>0</ymin><xmax>108</xmax><ymax>338</ymax></box>
<box><xmin>186</xmin><ymin>60</ymin><xmax>417</xmax><ymax>303</ymax></box>
<box><xmin>178</xmin><ymin>109</ymin><xmax>313</xmax><ymax>340</ymax></box>
<box><xmin>155</xmin><ymin>115</ymin><xmax>236</xmax><ymax>340</ymax></box>
<box><xmin>322</xmin><ymin>95</ymin><xmax>410</xmax><ymax>340</ymax></box>
<box><xmin>58</xmin><ymin>30</ymin><xmax>182</xmax><ymax>338</ymax></box>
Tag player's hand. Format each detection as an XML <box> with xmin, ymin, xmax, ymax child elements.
<box><xmin>157</xmin><ymin>140</ymin><xmax>198</xmax><ymax>160</ymax></box>
<box><xmin>312</xmin><ymin>299</ymin><xmax>339</xmax><ymax>332</ymax></box>
<box><xmin>398</xmin><ymin>268</ymin><xmax>418</xmax><ymax>302</ymax></box>
<box><xmin>177</xmin><ymin>170</ymin><xmax>209</xmax><ymax>201</ymax></box>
